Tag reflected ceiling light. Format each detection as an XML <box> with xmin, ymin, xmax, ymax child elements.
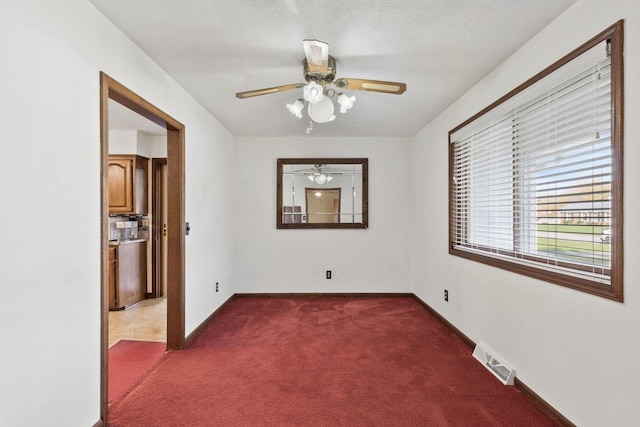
<box><xmin>307</xmin><ymin>173</ymin><xmax>333</xmax><ymax>185</ymax></box>
<box><xmin>307</xmin><ymin>164</ymin><xmax>333</xmax><ymax>185</ymax></box>
<box><xmin>287</xmin><ymin>82</ymin><xmax>355</xmax><ymax>133</ymax></box>
<box><xmin>314</xmin><ymin>191</ymin><xmax>322</xmax><ymax>197</ymax></box>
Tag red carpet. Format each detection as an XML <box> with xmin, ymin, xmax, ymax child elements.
<box><xmin>108</xmin><ymin>297</ymin><xmax>556</xmax><ymax>426</ymax></box>
<box><xmin>108</xmin><ymin>340</ymin><xmax>166</xmax><ymax>403</ymax></box>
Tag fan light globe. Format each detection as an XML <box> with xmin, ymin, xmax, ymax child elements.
<box><xmin>303</xmin><ymin>81</ymin><xmax>325</xmax><ymax>104</ymax></box>
<box><xmin>307</xmin><ymin>96</ymin><xmax>335</xmax><ymax>123</ymax></box>
<box><xmin>286</xmin><ymin>99</ymin><xmax>304</xmax><ymax>118</ymax></box>
<box><xmin>337</xmin><ymin>93</ymin><xmax>356</xmax><ymax>113</ymax></box>
<box><xmin>307</xmin><ymin>173</ymin><xmax>333</xmax><ymax>184</ymax></box>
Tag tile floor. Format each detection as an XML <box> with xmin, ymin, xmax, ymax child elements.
<box><xmin>109</xmin><ymin>297</ymin><xmax>167</xmax><ymax>348</ymax></box>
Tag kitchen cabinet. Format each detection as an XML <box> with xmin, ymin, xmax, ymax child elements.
<box><xmin>108</xmin><ymin>155</ymin><xmax>148</xmax><ymax>214</ymax></box>
<box><xmin>109</xmin><ymin>240</ymin><xmax>147</xmax><ymax>310</ymax></box>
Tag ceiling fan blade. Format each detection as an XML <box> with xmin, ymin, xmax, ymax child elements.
<box><xmin>335</xmin><ymin>78</ymin><xmax>407</xmax><ymax>95</ymax></box>
<box><xmin>303</xmin><ymin>39</ymin><xmax>329</xmax><ymax>75</ymax></box>
<box><xmin>235</xmin><ymin>83</ymin><xmax>304</xmax><ymax>99</ymax></box>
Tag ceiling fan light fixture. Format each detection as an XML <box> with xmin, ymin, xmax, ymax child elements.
<box><xmin>307</xmin><ymin>96</ymin><xmax>335</xmax><ymax>123</ymax></box>
<box><xmin>236</xmin><ymin>39</ymin><xmax>406</xmax><ymax>133</ymax></box>
<box><xmin>303</xmin><ymin>81</ymin><xmax>324</xmax><ymax>104</ymax></box>
<box><xmin>337</xmin><ymin>93</ymin><xmax>356</xmax><ymax>113</ymax></box>
<box><xmin>286</xmin><ymin>99</ymin><xmax>305</xmax><ymax>118</ymax></box>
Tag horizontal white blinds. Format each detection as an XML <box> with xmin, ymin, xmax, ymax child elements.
<box><xmin>451</xmin><ymin>40</ymin><xmax>612</xmax><ymax>284</ymax></box>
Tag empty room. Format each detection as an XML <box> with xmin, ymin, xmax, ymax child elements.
<box><xmin>1</xmin><ymin>1</ymin><xmax>639</xmax><ymax>426</ymax></box>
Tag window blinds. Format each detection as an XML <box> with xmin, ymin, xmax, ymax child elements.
<box><xmin>450</xmin><ymin>40</ymin><xmax>613</xmax><ymax>285</ymax></box>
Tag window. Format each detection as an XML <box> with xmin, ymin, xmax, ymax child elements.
<box><xmin>449</xmin><ymin>21</ymin><xmax>623</xmax><ymax>301</ymax></box>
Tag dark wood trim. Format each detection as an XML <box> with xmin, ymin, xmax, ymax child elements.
<box><xmin>185</xmin><ymin>293</ymin><xmax>413</xmax><ymax>349</ymax></box>
<box><xmin>100</xmin><ymin>72</ymin><xmax>186</xmax><ymax>425</ymax></box>
<box><xmin>609</xmin><ymin>20</ymin><xmax>624</xmax><ymax>302</ymax></box>
<box><xmin>448</xmin><ymin>248</ymin><xmax>620</xmax><ymax>301</ymax></box>
<box><xmin>411</xmin><ymin>294</ymin><xmax>574</xmax><ymax>426</ymax></box>
<box><xmin>276</xmin><ymin>222</ymin><xmax>369</xmax><ymax>229</ymax></box>
<box><xmin>515</xmin><ymin>378</ymin><xmax>576</xmax><ymax>427</ymax></box>
<box><xmin>99</xmin><ymin>72</ymin><xmax>110</xmax><ymax>426</ymax></box>
<box><xmin>449</xmin><ymin>21</ymin><xmax>623</xmax><ymax>136</ymax></box>
<box><xmin>184</xmin><ymin>295</ymin><xmax>236</xmax><ymax>347</ymax></box>
<box><xmin>411</xmin><ymin>294</ymin><xmax>475</xmax><ymax>349</ymax></box>
<box><xmin>151</xmin><ymin>158</ymin><xmax>168</xmax><ymax>298</ymax></box>
<box><xmin>183</xmin><ymin>294</ymin><xmax>415</xmax><ymax>347</ymax></box>
<box><xmin>277</xmin><ymin>158</ymin><xmax>368</xmax><ymax>229</ymax></box>
<box><xmin>107</xmin><ymin>86</ymin><xmax>181</xmax><ymax>131</ymax></box>
<box><xmin>448</xmin><ymin>20</ymin><xmax>624</xmax><ymax>302</ymax></box>
<box><xmin>92</xmin><ymin>419</ymin><xmax>104</xmax><ymax>427</ymax></box>
<box><xmin>234</xmin><ymin>293</ymin><xmax>414</xmax><ymax>299</ymax></box>
<box><xmin>166</xmin><ymin>127</ymin><xmax>186</xmax><ymax>350</ymax></box>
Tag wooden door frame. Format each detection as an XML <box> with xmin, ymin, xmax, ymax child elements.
<box><xmin>100</xmin><ymin>72</ymin><xmax>185</xmax><ymax>424</ymax></box>
<box><xmin>151</xmin><ymin>158</ymin><xmax>168</xmax><ymax>298</ymax></box>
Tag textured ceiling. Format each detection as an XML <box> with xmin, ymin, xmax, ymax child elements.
<box><xmin>90</xmin><ymin>0</ymin><xmax>576</xmax><ymax>137</ymax></box>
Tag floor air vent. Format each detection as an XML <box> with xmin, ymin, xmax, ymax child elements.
<box><xmin>472</xmin><ymin>344</ymin><xmax>516</xmax><ymax>385</ymax></box>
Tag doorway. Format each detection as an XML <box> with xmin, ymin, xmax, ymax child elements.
<box><xmin>152</xmin><ymin>158</ymin><xmax>168</xmax><ymax>298</ymax></box>
<box><xmin>306</xmin><ymin>188</ymin><xmax>341</xmax><ymax>223</ymax></box>
<box><xmin>100</xmin><ymin>73</ymin><xmax>185</xmax><ymax>424</ymax></box>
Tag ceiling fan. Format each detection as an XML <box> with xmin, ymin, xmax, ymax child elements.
<box><xmin>235</xmin><ymin>39</ymin><xmax>407</xmax><ymax>131</ymax></box>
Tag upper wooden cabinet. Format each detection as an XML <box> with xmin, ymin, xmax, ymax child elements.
<box><xmin>108</xmin><ymin>155</ymin><xmax>148</xmax><ymax>214</ymax></box>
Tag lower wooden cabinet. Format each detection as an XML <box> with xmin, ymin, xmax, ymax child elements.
<box><xmin>109</xmin><ymin>241</ymin><xmax>147</xmax><ymax>310</ymax></box>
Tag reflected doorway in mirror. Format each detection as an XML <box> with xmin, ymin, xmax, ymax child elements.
<box><xmin>306</xmin><ymin>188</ymin><xmax>340</xmax><ymax>224</ymax></box>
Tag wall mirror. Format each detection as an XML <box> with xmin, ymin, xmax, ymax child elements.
<box><xmin>277</xmin><ymin>158</ymin><xmax>368</xmax><ymax>229</ymax></box>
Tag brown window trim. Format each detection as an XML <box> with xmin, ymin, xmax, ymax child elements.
<box><xmin>448</xmin><ymin>20</ymin><xmax>624</xmax><ymax>302</ymax></box>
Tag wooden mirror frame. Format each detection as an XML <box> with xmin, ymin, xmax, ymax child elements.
<box><xmin>277</xmin><ymin>158</ymin><xmax>368</xmax><ymax>229</ymax></box>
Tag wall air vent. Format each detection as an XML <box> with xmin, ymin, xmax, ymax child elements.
<box><xmin>472</xmin><ymin>344</ymin><xmax>516</xmax><ymax>386</ymax></box>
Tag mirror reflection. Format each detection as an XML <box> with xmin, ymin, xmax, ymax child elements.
<box><xmin>277</xmin><ymin>158</ymin><xmax>368</xmax><ymax>229</ymax></box>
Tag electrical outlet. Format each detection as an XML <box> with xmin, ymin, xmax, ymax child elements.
<box><xmin>444</xmin><ymin>289</ymin><xmax>449</xmax><ymax>302</ymax></box>
<box><xmin>216</xmin><ymin>282</ymin><xmax>219</xmax><ymax>292</ymax></box>
<box><xmin>326</xmin><ymin>270</ymin><xmax>332</xmax><ymax>279</ymax></box>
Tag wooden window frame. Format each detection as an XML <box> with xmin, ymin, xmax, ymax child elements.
<box><xmin>448</xmin><ymin>21</ymin><xmax>624</xmax><ymax>301</ymax></box>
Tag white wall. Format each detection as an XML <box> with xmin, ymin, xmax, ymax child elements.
<box><xmin>235</xmin><ymin>137</ymin><xmax>412</xmax><ymax>293</ymax></box>
<box><xmin>411</xmin><ymin>0</ymin><xmax>640</xmax><ymax>425</ymax></box>
<box><xmin>0</xmin><ymin>0</ymin><xmax>235</xmax><ymax>425</ymax></box>
<box><xmin>108</xmin><ymin>130</ymin><xmax>166</xmax><ymax>157</ymax></box>
<box><xmin>145</xmin><ymin>135</ymin><xmax>169</xmax><ymax>158</ymax></box>
<box><xmin>108</xmin><ymin>130</ymin><xmax>138</xmax><ymax>154</ymax></box>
